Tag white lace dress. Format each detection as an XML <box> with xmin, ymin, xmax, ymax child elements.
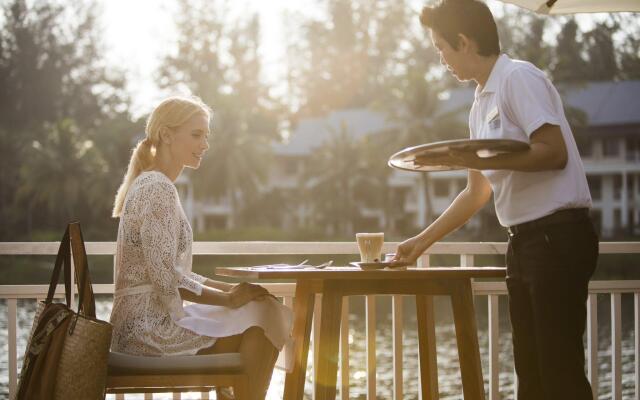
<box><xmin>109</xmin><ymin>171</ymin><xmax>292</xmax><ymax>356</ymax></box>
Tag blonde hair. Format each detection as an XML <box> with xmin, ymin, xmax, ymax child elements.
<box><xmin>112</xmin><ymin>95</ymin><xmax>211</xmax><ymax>217</ymax></box>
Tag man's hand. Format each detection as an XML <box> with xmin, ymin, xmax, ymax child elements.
<box><xmin>392</xmin><ymin>235</ymin><xmax>430</xmax><ymax>265</ymax></box>
<box><xmin>226</xmin><ymin>282</ymin><xmax>271</xmax><ymax>309</ymax></box>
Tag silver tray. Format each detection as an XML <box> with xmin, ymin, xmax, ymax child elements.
<box><xmin>388</xmin><ymin>138</ymin><xmax>530</xmax><ymax>172</ymax></box>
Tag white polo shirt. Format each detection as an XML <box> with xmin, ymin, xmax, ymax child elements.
<box><xmin>469</xmin><ymin>54</ymin><xmax>592</xmax><ymax>227</ymax></box>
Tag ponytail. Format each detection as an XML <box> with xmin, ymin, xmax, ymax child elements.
<box><xmin>112</xmin><ymin>138</ymin><xmax>154</xmax><ymax>217</ymax></box>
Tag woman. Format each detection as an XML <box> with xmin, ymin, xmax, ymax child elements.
<box><xmin>110</xmin><ymin>96</ymin><xmax>292</xmax><ymax>400</ymax></box>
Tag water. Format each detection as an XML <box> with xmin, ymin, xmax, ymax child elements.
<box><xmin>0</xmin><ymin>297</ymin><xmax>637</xmax><ymax>400</ymax></box>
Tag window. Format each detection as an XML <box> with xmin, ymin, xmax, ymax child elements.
<box><xmin>627</xmin><ymin>138</ymin><xmax>640</xmax><ymax>161</ymax></box>
<box><xmin>603</xmin><ymin>139</ymin><xmax>619</xmax><ymax>157</ymax></box>
<box><xmin>577</xmin><ymin>141</ymin><xmax>592</xmax><ymax>157</ymax></box>
<box><xmin>614</xmin><ymin>175</ymin><xmax>622</xmax><ymax>199</ymax></box>
<box><xmin>587</xmin><ymin>176</ymin><xmax>601</xmax><ymax>200</ymax></box>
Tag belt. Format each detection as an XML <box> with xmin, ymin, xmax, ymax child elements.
<box><xmin>507</xmin><ymin>208</ymin><xmax>589</xmax><ymax>237</ymax></box>
<box><xmin>114</xmin><ymin>284</ymin><xmax>154</xmax><ymax>298</ymax></box>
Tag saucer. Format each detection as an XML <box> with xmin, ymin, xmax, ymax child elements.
<box><xmin>350</xmin><ymin>261</ymin><xmax>411</xmax><ymax>270</ymax></box>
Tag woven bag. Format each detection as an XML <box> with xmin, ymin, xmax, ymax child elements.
<box><xmin>16</xmin><ymin>222</ymin><xmax>112</xmax><ymax>400</ymax></box>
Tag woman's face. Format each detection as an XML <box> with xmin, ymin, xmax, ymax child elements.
<box><xmin>169</xmin><ymin>112</ymin><xmax>210</xmax><ymax>169</ymax></box>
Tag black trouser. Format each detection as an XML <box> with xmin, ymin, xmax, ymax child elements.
<box><xmin>506</xmin><ymin>209</ymin><xmax>598</xmax><ymax>400</ymax></box>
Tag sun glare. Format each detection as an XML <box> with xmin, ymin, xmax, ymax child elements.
<box><xmin>101</xmin><ymin>0</ymin><xmax>321</xmax><ymax>116</ymax></box>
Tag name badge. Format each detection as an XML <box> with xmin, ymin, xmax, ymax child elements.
<box><xmin>486</xmin><ymin>106</ymin><xmax>500</xmax><ymax>130</ymax></box>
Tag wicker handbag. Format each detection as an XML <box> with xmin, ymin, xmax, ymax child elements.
<box><xmin>16</xmin><ymin>222</ymin><xmax>112</xmax><ymax>400</ymax></box>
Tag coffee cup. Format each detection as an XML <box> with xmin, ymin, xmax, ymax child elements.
<box><xmin>356</xmin><ymin>232</ymin><xmax>384</xmax><ymax>263</ymax></box>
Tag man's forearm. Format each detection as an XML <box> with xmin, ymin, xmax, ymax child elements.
<box><xmin>473</xmin><ymin>141</ymin><xmax>567</xmax><ymax>171</ymax></box>
<box><xmin>470</xmin><ymin>124</ymin><xmax>568</xmax><ymax>172</ymax></box>
<box><xmin>417</xmin><ymin>186</ymin><xmax>490</xmax><ymax>248</ymax></box>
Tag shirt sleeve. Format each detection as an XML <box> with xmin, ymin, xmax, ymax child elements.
<box><xmin>501</xmin><ymin>67</ymin><xmax>562</xmax><ymax>137</ymax></box>
<box><xmin>178</xmin><ymin>275</ymin><xmax>205</xmax><ymax>293</ymax></box>
<box><xmin>469</xmin><ymin>104</ymin><xmax>478</xmax><ymax>139</ymax></box>
<box><xmin>139</xmin><ymin>181</ymin><xmax>197</xmax><ymax>319</ymax></box>
<box><xmin>188</xmin><ymin>272</ymin><xmax>208</xmax><ymax>284</ymax></box>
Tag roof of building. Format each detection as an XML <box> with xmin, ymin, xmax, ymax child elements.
<box><xmin>561</xmin><ymin>81</ymin><xmax>640</xmax><ymax>126</ymax></box>
<box><xmin>272</xmin><ymin>108</ymin><xmax>400</xmax><ymax>156</ymax></box>
<box><xmin>273</xmin><ymin>80</ymin><xmax>640</xmax><ymax>156</ymax></box>
<box><xmin>434</xmin><ymin>80</ymin><xmax>640</xmax><ymax>126</ymax></box>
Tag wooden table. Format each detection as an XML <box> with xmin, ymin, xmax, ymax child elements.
<box><xmin>216</xmin><ymin>266</ymin><xmax>506</xmax><ymax>400</ymax></box>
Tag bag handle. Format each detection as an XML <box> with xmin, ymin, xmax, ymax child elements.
<box><xmin>45</xmin><ymin>226</ymin><xmax>72</xmax><ymax>306</ymax></box>
<box><xmin>69</xmin><ymin>222</ymin><xmax>96</xmax><ymax>318</ymax></box>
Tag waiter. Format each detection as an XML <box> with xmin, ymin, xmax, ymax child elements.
<box><xmin>393</xmin><ymin>0</ymin><xmax>598</xmax><ymax>399</ymax></box>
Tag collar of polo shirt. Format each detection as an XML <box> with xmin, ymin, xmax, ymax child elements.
<box><xmin>475</xmin><ymin>54</ymin><xmax>510</xmax><ymax>99</ymax></box>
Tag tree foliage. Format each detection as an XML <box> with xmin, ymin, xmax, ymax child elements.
<box><xmin>286</xmin><ymin>0</ymin><xmax>411</xmax><ymax>117</ymax></box>
<box><xmin>0</xmin><ymin>0</ymin><xmax>131</xmax><ymax>239</ymax></box>
<box><xmin>159</xmin><ymin>0</ymin><xmax>279</xmax><ymax>227</ymax></box>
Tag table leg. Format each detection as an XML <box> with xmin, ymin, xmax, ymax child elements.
<box><xmin>451</xmin><ymin>279</ymin><xmax>485</xmax><ymax>400</ymax></box>
<box><xmin>314</xmin><ymin>285</ymin><xmax>343</xmax><ymax>400</ymax></box>
<box><xmin>416</xmin><ymin>295</ymin><xmax>439</xmax><ymax>400</ymax></box>
<box><xmin>284</xmin><ymin>280</ymin><xmax>317</xmax><ymax>400</ymax></box>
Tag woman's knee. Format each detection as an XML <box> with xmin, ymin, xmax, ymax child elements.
<box><xmin>243</xmin><ymin>326</ymin><xmax>266</xmax><ymax>339</ymax></box>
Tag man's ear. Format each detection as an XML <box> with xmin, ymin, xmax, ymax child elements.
<box><xmin>457</xmin><ymin>33</ymin><xmax>473</xmax><ymax>53</ymax></box>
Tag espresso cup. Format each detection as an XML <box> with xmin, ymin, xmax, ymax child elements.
<box><xmin>356</xmin><ymin>232</ymin><xmax>384</xmax><ymax>263</ymax></box>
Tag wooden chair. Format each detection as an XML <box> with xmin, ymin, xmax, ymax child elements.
<box><xmin>104</xmin><ymin>351</ymin><xmax>249</xmax><ymax>399</ymax></box>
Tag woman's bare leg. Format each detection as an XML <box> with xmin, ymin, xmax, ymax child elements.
<box><xmin>238</xmin><ymin>327</ymin><xmax>279</xmax><ymax>400</ymax></box>
<box><xmin>199</xmin><ymin>327</ymin><xmax>279</xmax><ymax>400</ymax></box>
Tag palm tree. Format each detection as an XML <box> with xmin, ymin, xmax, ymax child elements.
<box><xmin>17</xmin><ymin>119</ymin><xmax>107</xmax><ymax>233</ymax></box>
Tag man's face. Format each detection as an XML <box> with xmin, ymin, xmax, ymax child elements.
<box><xmin>430</xmin><ymin>30</ymin><xmax>470</xmax><ymax>82</ymax></box>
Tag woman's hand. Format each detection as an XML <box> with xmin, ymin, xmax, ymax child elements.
<box><xmin>392</xmin><ymin>235</ymin><xmax>430</xmax><ymax>265</ymax></box>
<box><xmin>225</xmin><ymin>282</ymin><xmax>271</xmax><ymax>309</ymax></box>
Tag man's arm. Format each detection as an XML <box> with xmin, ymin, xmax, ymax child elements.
<box><xmin>394</xmin><ymin>169</ymin><xmax>493</xmax><ymax>264</ymax></box>
<box><xmin>419</xmin><ymin>124</ymin><xmax>568</xmax><ymax>172</ymax></box>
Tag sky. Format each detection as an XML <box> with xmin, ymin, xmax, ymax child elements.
<box><xmin>100</xmin><ymin>0</ymin><xmax>326</xmax><ymax>117</ymax></box>
<box><xmin>99</xmin><ymin>0</ymin><xmax>622</xmax><ymax>118</ymax></box>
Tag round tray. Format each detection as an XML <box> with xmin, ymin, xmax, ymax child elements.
<box><xmin>388</xmin><ymin>138</ymin><xmax>530</xmax><ymax>172</ymax></box>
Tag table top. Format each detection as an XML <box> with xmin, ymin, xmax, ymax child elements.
<box><xmin>215</xmin><ymin>266</ymin><xmax>506</xmax><ymax>280</ymax></box>
<box><xmin>388</xmin><ymin>138</ymin><xmax>530</xmax><ymax>172</ymax></box>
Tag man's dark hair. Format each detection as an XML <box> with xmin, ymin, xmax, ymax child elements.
<box><xmin>420</xmin><ymin>0</ymin><xmax>500</xmax><ymax>56</ymax></box>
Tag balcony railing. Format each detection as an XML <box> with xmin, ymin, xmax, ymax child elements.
<box><xmin>1</xmin><ymin>241</ymin><xmax>640</xmax><ymax>400</ymax></box>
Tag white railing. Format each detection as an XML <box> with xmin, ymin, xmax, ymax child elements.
<box><xmin>1</xmin><ymin>241</ymin><xmax>640</xmax><ymax>400</ymax></box>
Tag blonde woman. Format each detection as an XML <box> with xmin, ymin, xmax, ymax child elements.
<box><xmin>110</xmin><ymin>96</ymin><xmax>292</xmax><ymax>400</ymax></box>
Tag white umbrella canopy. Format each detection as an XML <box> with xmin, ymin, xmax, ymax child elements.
<box><xmin>497</xmin><ymin>0</ymin><xmax>640</xmax><ymax>14</ymax></box>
